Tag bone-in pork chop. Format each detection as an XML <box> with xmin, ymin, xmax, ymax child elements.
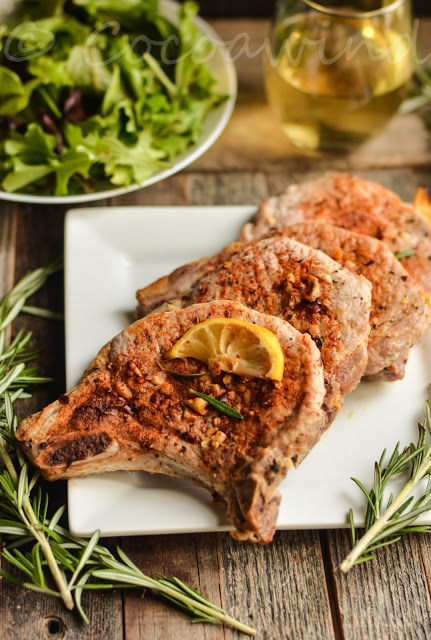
<box><xmin>240</xmin><ymin>173</ymin><xmax>431</xmax><ymax>295</ymax></box>
<box><xmin>16</xmin><ymin>301</ymin><xmax>325</xmax><ymax>545</ymax></box>
<box><xmin>275</xmin><ymin>223</ymin><xmax>431</xmax><ymax>380</ymax></box>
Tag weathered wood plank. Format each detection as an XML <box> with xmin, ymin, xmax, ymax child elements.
<box><xmin>218</xmin><ymin>530</ymin><xmax>336</xmax><ymax>640</ymax></box>
<box><xmin>326</xmin><ymin>529</ymin><xmax>431</xmax><ymax>640</ymax></box>
<box><xmin>111</xmin><ymin>174</ymin><xmax>190</xmax><ymax>207</ymax></box>
<box><xmin>0</xmin><ymin>202</ymin><xmax>17</xmax><ymax>299</ymax></box>
<box><xmin>13</xmin><ymin>203</ymin><xmax>67</xmax><ymax>415</ymax></box>
<box><xmin>189</xmin><ymin>19</ymin><xmax>431</xmax><ymax>174</ymax></box>
<box><xmin>418</xmin><ymin>535</ymin><xmax>431</xmax><ymax>602</ymax></box>
<box><xmin>0</xmin><ymin>580</ymin><xmax>124</xmax><ymax>640</ymax></box>
<box><xmin>122</xmin><ymin>533</ymin><xmax>225</xmax><ymax>640</ymax></box>
<box><xmin>122</xmin><ymin>529</ymin><xmax>337</xmax><ymax>640</ymax></box>
<box><xmin>189</xmin><ymin>172</ymin><xmax>268</xmax><ymax>205</ymax></box>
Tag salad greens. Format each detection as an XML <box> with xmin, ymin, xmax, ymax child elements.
<box><xmin>0</xmin><ymin>0</ymin><xmax>225</xmax><ymax>196</ymax></box>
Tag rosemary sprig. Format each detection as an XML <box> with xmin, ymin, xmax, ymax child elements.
<box><xmin>89</xmin><ymin>561</ymin><xmax>254</xmax><ymax>632</ymax></box>
<box><xmin>0</xmin><ymin>264</ymin><xmax>255</xmax><ymax>636</ymax></box>
<box><xmin>191</xmin><ymin>390</ymin><xmax>244</xmax><ymax>420</ymax></box>
<box><xmin>0</xmin><ymin>259</ymin><xmax>73</xmax><ymax>607</ymax></box>
<box><xmin>340</xmin><ymin>400</ymin><xmax>431</xmax><ymax>572</ymax></box>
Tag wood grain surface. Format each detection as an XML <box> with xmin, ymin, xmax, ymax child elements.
<box><xmin>1</xmin><ymin>15</ymin><xmax>431</xmax><ymax>640</ymax></box>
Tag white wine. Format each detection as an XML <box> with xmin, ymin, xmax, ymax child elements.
<box><xmin>265</xmin><ymin>11</ymin><xmax>413</xmax><ymax>151</ymax></box>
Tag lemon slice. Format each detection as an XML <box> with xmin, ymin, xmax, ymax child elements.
<box><xmin>166</xmin><ymin>318</ymin><xmax>284</xmax><ymax>381</ymax></box>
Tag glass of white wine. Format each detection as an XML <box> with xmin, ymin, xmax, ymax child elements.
<box><xmin>265</xmin><ymin>0</ymin><xmax>413</xmax><ymax>152</ymax></box>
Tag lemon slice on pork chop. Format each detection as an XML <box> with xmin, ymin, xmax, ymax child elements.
<box><xmin>166</xmin><ymin>318</ymin><xmax>284</xmax><ymax>381</ymax></box>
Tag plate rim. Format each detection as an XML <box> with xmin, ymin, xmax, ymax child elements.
<box><xmin>0</xmin><ymin>0</ymin><xmax>237</xmax><ymax>205</ymax></box>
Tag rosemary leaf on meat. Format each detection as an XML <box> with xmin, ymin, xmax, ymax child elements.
<box><xmin>394</xmin><ymin>249</ymin><xmax>417</xmax><ymax>259</ymax></box>
<box><xmin>191</xmin><ymin>390</ymin><xmax>244</xmax><ymax>420</ymax></box>
<box><xmin>164</xmin><ymin>368</ymin><xmax>210</xmax><ymax>378</ymax></box>
<box><xmin>0</xmin><ymin>265</ymin><xmax>255</xmax><ymax>636</ymax></box>
<box><xmin>340</xmin><ymin>400</ymin><xmax>431</xmax><ymax>572</ymax></box>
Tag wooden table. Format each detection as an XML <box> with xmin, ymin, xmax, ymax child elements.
<box><xmin>1</xmin><ymin>17</ymin><xmax>431</xmax><ymax>640</ymax></box>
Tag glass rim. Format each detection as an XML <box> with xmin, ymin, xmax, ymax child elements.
<box><xmin>303</xmin><ymin>0</ymin><xmax>408</xmax><ymax>19</ymax></box>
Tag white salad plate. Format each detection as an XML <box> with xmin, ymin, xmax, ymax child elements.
<box><xmin>0</xmin><ymin>0</ymin><xmax>237</xmax><ymax>205</ymax></box>
<box><xmin>65</xmin><ymin>205</ymin><xmax>431</xmax><ymax>537</ymax></box>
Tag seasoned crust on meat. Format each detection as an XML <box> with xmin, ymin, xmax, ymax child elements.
<box><xmin>137</xmin><ymin>243</ymin><xmax>242</xmax><ymax>318</ymax></box>
<box><xmin>16</xmin><ymin>301</ymin><xmax>326</xmax><ymax>545</ymax></box>
<box><xmin>138</xmin><ymin>235</ymin><xmax>372</xmax><ymax>417</ymax></box>
<box><xmin>275</xmin><ymin>223</ymin><xmax>431</xmax><ymax>378</ymax></box>
<box><xmin>185</xmin><ymin>236</ymin><xmax>371</xmax><ymax>409</ymax></box>
<box><xmin>241</xmin><ymin>173</ymin><xmax>431</xmax><ymax>295</ymax></box>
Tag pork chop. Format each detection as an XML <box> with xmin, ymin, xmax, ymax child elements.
<box><xmin>16</xmin><ymin>300</ymin><xmax>326</xmax><ymax>545</ymax></box>
<box><xmin>241</xmin><ymin>173</ymin><xmax>431</xmax><ymax>295</ymax></box>
<box><xmin>138</xmin><ymin>235</ymin><xmax>372</xmax><ymax>422</ymax></box>
<box><xmin>276</xmin><ymin>223</ymin><xmax>431</xmax><ymax>380</ymax></box>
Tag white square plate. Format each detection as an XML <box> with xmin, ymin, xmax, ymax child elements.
<box><xmin>65</xmin><ymin>206</ymin><xmax>431</xmax><ymax>536</ymax></box>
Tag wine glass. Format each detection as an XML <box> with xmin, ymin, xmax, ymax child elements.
<box><xmin>265</xmin><ymin>0</ymin><xmax>413</xmax><ymax>152</ymax></box>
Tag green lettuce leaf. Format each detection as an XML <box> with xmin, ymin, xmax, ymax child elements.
<box><xmin>101</xmin><ymin>63</ymin><xmax>122</xmax><ymax>115</ymax></box>
<box><xmin>16</xmin><ymin>0</ymin><xmax>67</xmax><ymax>20</ymax></box>
<box><xmin>4</xmin><ymin>123</ymin><xmax>57</xmax><ymax>163</ymax></box>
<box><xmin>2</xmin><ymin>123</ymin><xmax>92</xmax><ymax>195</ymax></box>
<box><xmin>72</xmin><ymin>0</ymin><xmax>159</xmax><ymax>29</ymax></box>
<box><xmin>85</xmin><ymin>129</ymin><xmax>166</xmax><ymax>185</ymax></box>
<box><xmin>2</xmin><ymin>161</ymin><xmax>53</xmax><ymax>192</ymax></box>
<box><xmin>64</xmin><ymin>121</ymin><xmax>166</xmax><ymax>186</ymax></box>
<box><xmin>175</xmin><ymin>1</ymin><xmax>215</xmax><ymax>93</ymax></box>
<box><xmin>0</xmin><ymin>68</ymin><xmax>40</xmax><ymax>116</ymax></box>
<box><xmin>66</xmin><ymin>44</ymin><xmax>113</xmax><ymax>91</ymax></box>
<box><xmin>114</xmin><ymin>36</ymin><xmax>147</xmax><ymax>101</ymax></box>
<box><xmin>28</xmin><ymin>56</ymin><xmax>72</xmax><ymax>87</ymax></box>
<box><xmin>104</xmin><ymin>131</ymin><xmax>167</xmax><ymax>184</ymax></box>
<box><xmin>3</xmin><ymin>20</ymin><xmax>55</xmax><ymax>51</ymax></box>
<box><xmin>52</xmin><ymin>149</ymin><xmax>92</xmax><ymax>195</ymax></box>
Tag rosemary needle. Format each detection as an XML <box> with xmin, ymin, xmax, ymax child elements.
<box><xmin>0</xmin><ymin>263</ymin><xmax>255</xmax><ymax>636</ymax></box>
<box><xmin>191</xmin><ymin>390</ymin><xmax>244</xmax><ymax>420</ymax></box>
<box><xmin>394</xmin><ymin>249</ymin><xmax>416</xmax><ymax>260</ymax></box>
